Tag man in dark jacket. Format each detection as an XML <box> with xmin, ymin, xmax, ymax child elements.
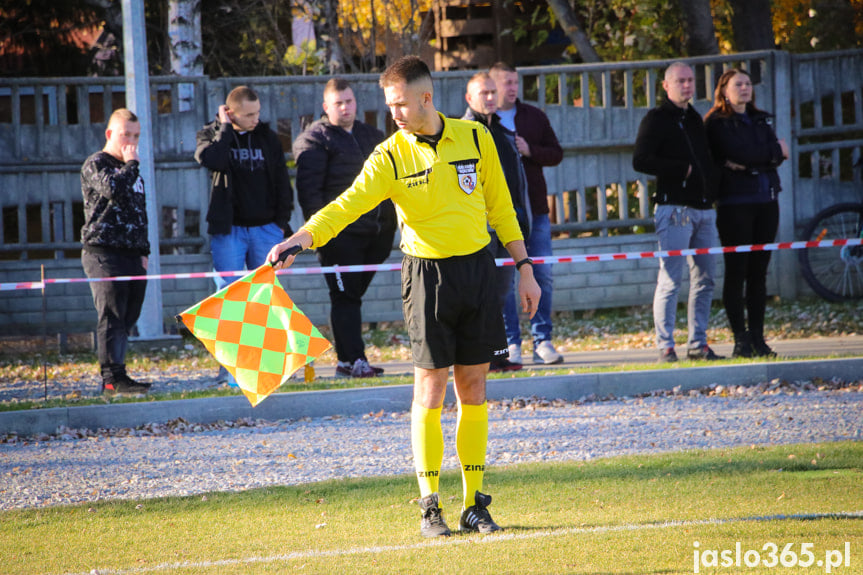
<box><xmin>462</xmin><ymin>71</ymin><xmax>531</xmax><ymax>372</ymax></box>
<box><xmin>81</xmin><ymin>108</ymin><xmax>151</xmax><ymax>395</ymax></box>
<box><xmin>489</xmin><ymin>62</ymin><xmax>564</xmax><ymax>366</ymax></box>
<box><xmin>195</xmin><ymin>85</ymin><xmax>294</xmax><ymax>384</ymax></box>
<box><xmin>293</xmin><ymin>78</ymin><xmax>395</xmax><ymax>378</ymax></box>
<box><xmin>633</xmin><ymin>62</ymin><xmax>722</xmax><ymax>363</ymax></box>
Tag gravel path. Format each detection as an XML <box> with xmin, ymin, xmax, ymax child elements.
<box><xmin>0</xmin><ymin>367</ymin><xmax>224</xmax><ymax>404</ymax></box>
<box><xmin>1</xmin><ymin>389</ymin><xmax>861</xmax><ymax>511</ymax></box>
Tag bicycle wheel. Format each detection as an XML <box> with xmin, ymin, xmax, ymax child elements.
<box><xmin>798</xmin><ymin>203</ymin><xmax>863</xmax><ymax>301</ymax></box>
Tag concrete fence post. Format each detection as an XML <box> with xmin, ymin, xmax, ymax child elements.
<box><xmin>772</xmin><ymin>50</ymin><xmax>798</xmax><ymax>300</ymax></box>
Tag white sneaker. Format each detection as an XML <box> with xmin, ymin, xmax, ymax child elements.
<box><xmin>533</xmin><ymin>340</ymin><xmax>563</xmax><ymax>364</ymax></box>
<box><xmin>350</xmin><ymin>358</ymin><xmax>384</xmax><ymax>378</ymax></box>
<box><xmin>507</xmin><ymin>343</ymin><xmax>523</xmax><ymax>365</ymax></box>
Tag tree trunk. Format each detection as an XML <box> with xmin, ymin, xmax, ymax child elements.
<box><xmin>678</xmin><ymin>0</ymin><xmax>719</xmax><ymax>55</ymax></box>
<box><xmin>323</xmin><ymin>0</ymin><xmax>345</xmax><ymax>74</ymax></box>
<box><xmin>545</xmin><ymin>0</ymin><xmax>603</xmax><ymax>63</ymax></box>
<box><xmin>369</xmin><ymin>0</ymin><xmax>377</xmax><ymax>72</ymax></box>
<box><xmin>168</xmin><ymin>0</ymin><xmax>202</xmax><ymax>111</ymax></box>
<box><xmin>728</xmin><ymin>0</ymin><xmax>775</xmax><ymax>51</ymax></box>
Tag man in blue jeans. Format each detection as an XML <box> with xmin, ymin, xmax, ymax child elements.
<box><xmin>462</xmin><ymin>72</ymin><xmax>532</xmax><ymax>372</ymax></box>
<box><xmin>195</xmin><ymin>86</ymin><xmax>294</xmax><ymax>382</ymax></box>
<box><xmin>633</xmin><ymin>62</ymin><xmax>723</xmax><ymax>362</ymax></box>
<box><xmin>489</xmin><ymin>62</ymin><xmax>564</xmax><ymax>365</ymax></box>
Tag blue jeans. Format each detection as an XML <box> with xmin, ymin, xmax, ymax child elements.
<box><xmin>653</xmin><ymin>205</ymin><xmax>718</xmax><ymax>351</ymax></box>
<box><xmin>209</xmin><ymin>223</ymin><xmax>284</xmax><ymax>386</ymax></box>
<box><xmin>502</xmin><ymin>213</ymin><xmax>554</xmax><ymax>347</ymax></box>
<box><xmin>210</xmin><ymin>223</ymin><xmax>284</xmax><ymax>291</ymax></box>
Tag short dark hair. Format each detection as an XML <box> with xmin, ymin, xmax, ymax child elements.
<box><xmin>489</xmin><ymin>61</ymin><xmax>516</xmax><ymax>74</ymax></box>
<box><xmin>226</xmin><ymin>85</ymin><xmax>259</xmax><ymax>109</ymax></box>
<box><xmin>108</xmin><ymin>108</ymin><xmax>138</xmax><ymax>125</ymax></box>
<box><xmin>379</xmin><ymin>56</ymin><xmax>431</xmax><ymax>89</ymax></box>
<box><xmin>324</xmin><ymin>77</ymin><xmax>352</xmax><ymax>96</ymax></box>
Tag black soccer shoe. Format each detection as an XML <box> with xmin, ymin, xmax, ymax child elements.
<box><xmin>102</xmin><ymin>377</ymin><xmax>149</xmax><ymax>396</ymax></box>
<box><xmin>419</xmin><ymin>492</ymin><xmax>451</xmax><ymax>538</ymax></box>
<box><xmin>458</xmin><ymin>491</ymin><xmax>502</xmax><ymax>533</ymax></box>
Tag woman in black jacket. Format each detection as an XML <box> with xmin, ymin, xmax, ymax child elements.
<box><xmin>705</xmin><ymin>68</ymin><xmax>789</xmax><ymax>357</ymax></box>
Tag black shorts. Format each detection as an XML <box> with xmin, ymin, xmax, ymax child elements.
<box><xmin>401</xmin><ymin>248</ymin><xmax>508</xmax><ymax>369</ymax></box>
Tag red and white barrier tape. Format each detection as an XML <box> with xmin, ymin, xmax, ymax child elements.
<box><xmin>2</xmin><ymin>238</ymin><xmax>861</xmax><ymax>292</ymax></box>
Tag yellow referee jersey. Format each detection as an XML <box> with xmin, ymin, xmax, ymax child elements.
<box><xmin>303</xmin><ymin>114</ymin><xmax>523</xmax><ymax>259</ymax></box>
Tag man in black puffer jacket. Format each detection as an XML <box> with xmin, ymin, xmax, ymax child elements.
<box><xmin>633</xmin><ymin>62</ymin><xmax>722</xmax><ymax>364</ymax></box>
<box><xmin>293</xmin><ymin>78</ymin><xmax>396</xmax><ymax>378</ymax></box>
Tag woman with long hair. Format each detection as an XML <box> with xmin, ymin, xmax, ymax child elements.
<box><xmin>705</xmin><ymin>68</ymin><xmax>789</xmax><ymax>357</ymax></box>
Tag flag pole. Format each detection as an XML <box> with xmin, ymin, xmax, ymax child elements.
<box><xmin>41</xmin><ymin>264</ymin><xmax>47</xmax><ymax>401</ymax></box>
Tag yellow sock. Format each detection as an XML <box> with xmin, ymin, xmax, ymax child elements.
<box><xmin>411</xmin><ymin>402</ymin><xmax>444</xmax><ymax>497</ymax></box>
<box><xmin>456</xmin><ymin>401</ymin><xmax>488</xmax><ymax>509</ymax></box>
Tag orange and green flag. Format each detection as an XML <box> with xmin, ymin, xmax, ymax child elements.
<box><xmin>177</xmin><ymin>263</ymin><xmax>331</xmax><ymax>406</ymax></box>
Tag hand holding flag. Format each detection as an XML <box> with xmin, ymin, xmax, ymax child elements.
<box><xmin>268</xmin><ymin>230</ymin><xmax>314</xmax><ymax>271</ymax></box>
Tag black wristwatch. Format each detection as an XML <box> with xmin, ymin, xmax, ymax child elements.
<box><xmin>515</xmin><ymin>257</ymin><xmax>533</xmax><ymax>271</ymax></box>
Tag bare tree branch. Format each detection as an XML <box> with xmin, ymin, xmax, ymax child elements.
<box><xmin>545</xmin><ymin>0</ymin><xmax>602</xmax><ymax>63</ymax></box>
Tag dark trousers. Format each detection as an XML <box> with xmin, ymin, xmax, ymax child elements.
<box><xmin>488</xmin><ymin>236</ymin><xmax>516</xmax><ymax>309</ymax></box>
<box><xmin>82</xmin><ymin>250</ymin><xmax>147</xmax><ymax>378</ymax></box>
<box><xmin>717</xmin><ymin>202</ymin><xmax>779</xmax><ymax>340</ymax></box>
<box><xmin>316</xmin><ymin>229</ymin><xmax>394</xmax><ymax>363</ymax></box>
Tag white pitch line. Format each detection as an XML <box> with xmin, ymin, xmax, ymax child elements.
<box><xmin>59</xmin><ymin>511</ymin><xmax>863</xmax><ymax>575</ymax></box>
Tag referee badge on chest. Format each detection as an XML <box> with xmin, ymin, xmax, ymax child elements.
<box><xmin>451</xmin><ymin>159</ymin><xmax>479</xmax><ymax>195</ymax></box>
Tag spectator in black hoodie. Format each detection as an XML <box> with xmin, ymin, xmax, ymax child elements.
<box><xmin>195</xmin><ymin>85</ymin><xmax>294</xmax><ymax>291</ymax></box>
<box><xmin>80</xmin><ymin>108</ymin><xmax>151</xmax><ymax>395</ymax></box>
<box><xmin>292</xmin><ymin>78</ymin><xmax>395</xmax><ymax>378</ymax></box>
<box><xmin>195</xmin><ymin>86</ymin><xmax>294</xmax><ymax>385</ymax></box>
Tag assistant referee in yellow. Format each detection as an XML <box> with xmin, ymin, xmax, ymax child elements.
<box><xmin>268</xmin><ymin>56</ymin><xmax>540</xmax><ymax>538</ymax></box>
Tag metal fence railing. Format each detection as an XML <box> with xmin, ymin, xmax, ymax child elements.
<box><xmin>1</xmin><ymin>49</ymin><xmax>861</xmax><ymax>258</ymax></box>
